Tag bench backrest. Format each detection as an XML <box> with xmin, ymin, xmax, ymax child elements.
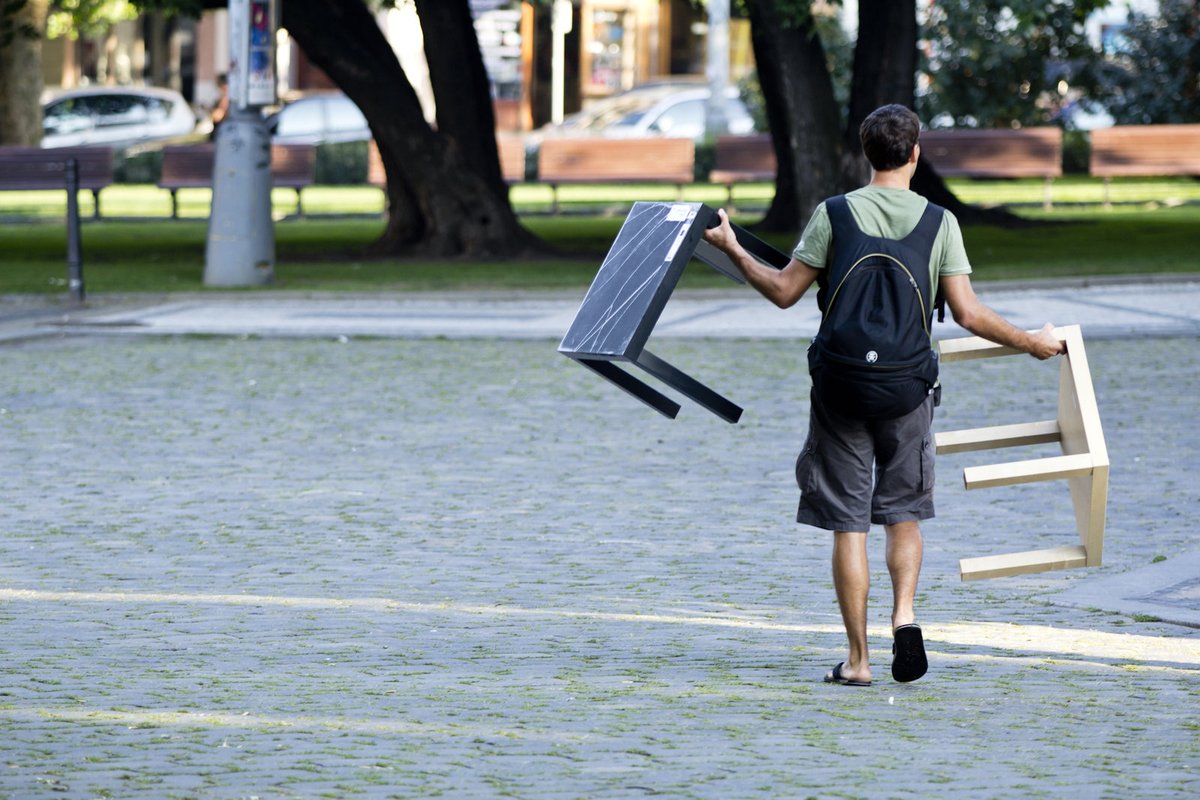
<box><xmin>367</xmin><ymin>138</ymin><xmax>525</xmax><ymax>187</ymax></box>
<box><xmin>1090</xmin><ymin>124</ymin><xmax>1200</xmax><ymax>177</ymax></box>
<box><xmin>160</xmin><ymin>143</ymin><xmax>316</xmax><ymax>187</ymax></box>
<box><xmin>538</xmin><ymin>138</ymin><xmax>695</xmax><ymax>184</ymax></box>
<box><xmin>711</xmin><ymin>134</ymin><xmax>776</xmax><ymax>178</ymax></box>
<box><xmin>496</xmin><ymin>136</ymin><xmax>526</xmax><ymax>183</ymax></box>
<box><xmin>0</xmin><ymin>146</ymin><xmax>114</xmax><ymax>190</ymax></box>
<box><xmin>160</xmin><ymin>144</ymin><xmax>217</xmax><ymax>185</ymax></box>
<box><xmin>920</xmin><ymin>128</ymin><xmax>1062</xmax><ymax>178</ymax></box>
<box><xmin>270</xmin><ymin>144</ymin><xmax>316</xmax><ymax>187</ymax></box>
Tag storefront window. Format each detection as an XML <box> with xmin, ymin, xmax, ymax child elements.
<box><xmin>584</xmin><ymin>5</ymin><xmax>635</xmax><ymax>96</ymax></box>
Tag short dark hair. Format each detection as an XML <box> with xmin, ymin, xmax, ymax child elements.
<box><xmin>859</xmin><ymin>104</ymin><xmax>921</xmax><ymax>172</ymax></box>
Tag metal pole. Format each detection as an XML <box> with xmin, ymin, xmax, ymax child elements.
<box><xmin>204</xmin><ymin>0</ymin><xmax>276</xmax><ymax>287</ymax></box>
<box><xmin>550</xmin><ymin>0</ymin><xmax>572</xmax><ymax>125</ymax></box>
<box><xmin>65</xmin><ymin>158</ymin><xmax>86</xmax><ymax>304</ymax></box>
<box><xmin>705</xmin><ymin>0</ymin><xmax>731</xmax><ymax>140</ymax></box>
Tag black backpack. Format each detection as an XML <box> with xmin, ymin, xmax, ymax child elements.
<box><xmin>807</xmin><ymin>194</ymin><xmax>944</xmax><ymax>420</ymax></box>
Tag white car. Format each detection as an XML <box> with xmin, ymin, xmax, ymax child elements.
<box><xmin>42</xmin><ymin>86</ymin><xmax>198</xmax><ymax>149</ymax></box>
<box><xmin>267</xmin><ymin>93</ymin><xmax>372</xmax><ymax>145</ymax></box>
<box><xmin>530</xmin><ymin>80</ymin><xmax>757</xmax><ymax>143</ymax></box>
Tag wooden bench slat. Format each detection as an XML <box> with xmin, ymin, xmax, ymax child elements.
<box><xmin>1090</xmin><ymin>124</ymin><xmax>1200</xmax><ymax>177</ymax></box>
<box><xmin>919</xmin><ymin>129</ymin><xmax>1062</xmax><ymax>178</ymax></box>
<box><xmin>538</xmin><ymin>138</ymin><xmax>695</xmax><ymax>184</ymax></box>
<box><xmin>0</xmin><ymin>146</ymin><xmax>114</xmax><ymax>191</ymax></box>
<box><xmin>158</xmin><ymin>143</ymin><xmax>316</xmax><ymax>217</ymax></box>
<box><xmin>709</xmin><ymin>133</ymin><xmax>775</xmax><ymax>182</ymax></box>
<box><xmin>159</xmin><ymin>144</ymin><xmax>316</xmax><ymax>188</ymax></box>
<box><xmin>368</xmin><ymin>138</ymin><xmax>526</xmax><ymax>188</ymax></box>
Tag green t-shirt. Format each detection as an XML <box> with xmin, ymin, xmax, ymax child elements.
<box><xmin>791</xmin><ymin>186</ymin><xmax>972</xmax><ymax>287</ymax></box>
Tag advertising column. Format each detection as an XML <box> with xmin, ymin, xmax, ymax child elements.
<box><xmin>204</xmin><ymin>0</ymin><xmax>277</xmax><ymax>287</ymax></box>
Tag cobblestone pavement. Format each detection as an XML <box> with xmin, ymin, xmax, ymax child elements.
<box><xmin>0</xmin><ymin>326</ymin><xmax>1198</xmax><ymax>798</ymax></box>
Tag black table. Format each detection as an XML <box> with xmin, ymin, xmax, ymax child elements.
<box><xmin>559</xmin><ymin>201</ymin><xmax>788</xmax><ymax>423</ymax></box>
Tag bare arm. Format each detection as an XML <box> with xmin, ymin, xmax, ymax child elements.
<box><xmin>940</xmin><ymin>274</ymin><xmax>1065</xmax><ymax>359</ymax></box>
<box><xmin>703</xmin><ymin>208</ymin><xmax>820</xmax><ymax>308</ymax></box>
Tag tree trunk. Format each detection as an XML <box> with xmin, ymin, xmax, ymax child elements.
<box><xmin>282</xmin><ymin>0</ymin><xmax>540</xmax><ymax>257</ymax></box>
<box><xmin>0</xmin><ymin>0</ymin><xmax>49</xmax><ymax>145</ymax></box>
<box><xmin>841</xmin><ymin>0</ymin><xmax>917</xmax><ymax>188</ymax></box>
<box><xmin>745</xmin><ymin>0</ymin><xmax>843</xmax><ymax>233</ymax></box>
<box><xmin>415</xmin><ymin>0</ymin><xmax>506</xmax><ymax>200</ymax></box>
<box><xmin>847</xmin><ymin>0</ymin><xmax>1024</xmax><ymax>226</ymax></box>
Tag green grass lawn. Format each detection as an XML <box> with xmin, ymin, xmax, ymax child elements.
<box><xmin>1</xmin><ymin>180</ymin><xmax>1197</xmax><ymax>295</ymax></box>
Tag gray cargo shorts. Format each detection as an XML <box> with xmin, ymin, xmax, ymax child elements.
<box><xmin>794</xmin><ymin>390</ymin><xmax>936</xmax><ymax>532</ymax></box>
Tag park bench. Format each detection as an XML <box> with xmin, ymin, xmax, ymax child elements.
<box><xmin>1089</xmin><ymin>124</ymin><xmax>1200</xmax><ymax>208</ymax></box>
<box><xmin>158</xmin><ymin>143</ymin><xmax>316</xmax><ymax>218</ymax></box>
<box><xmin>708</xmin><ymin>134</ymin><xmax>776</xmax><ymax>211</ymax></box>
<box><xmin>537</xmin><ymin>137</ymin><xmax>695</xmax><ymax>215</ymax></box>
<box><xmin>919</xmin><ymin>128</ymin><xmax>1063</xmax><ymax>210</ymax></box>
<box><xmin>0</xmin><ymin>146</ymin><xmax>113</xmax><ymax>218</ymax></box>
<box><xmin>367</xmin><ymin>136</ymin><xmax>527</xmax><ymax>190</ymax></box>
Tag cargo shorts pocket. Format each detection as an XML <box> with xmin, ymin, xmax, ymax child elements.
<box><xmin>920</xmin><ymin>432</ymin><xmax>935</xmax><ymax>493</ymax></box>
<box><xmin>795</xmin><ymin>432</ymin><xmax>820</xmax><ymax>494</ymax></box>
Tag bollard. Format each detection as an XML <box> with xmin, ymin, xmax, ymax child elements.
<box><xmin>65</xmin><ymin>157</ymin><xmax>86</xmax><ymax>304</ymax></box>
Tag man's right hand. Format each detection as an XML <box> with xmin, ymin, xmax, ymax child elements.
<box><xmin>703</xmin><ymin>208</ymin><xmax>738</xmax><ymax>255</ymax></box>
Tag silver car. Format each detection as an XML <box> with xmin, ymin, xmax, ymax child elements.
<box><xmin>42</xmin><ymin>86</ymin><xmax>198</xmax><ymax>149</ymax></box>
<box><xmin>530</xmin><ymin>80</ymin><xmax>757</xmax><ymax>143</ymax></box>
<box><xmin>267</xmin><ymin>93</ymin><xmax>372</xmax><ymax>145</ymax></box>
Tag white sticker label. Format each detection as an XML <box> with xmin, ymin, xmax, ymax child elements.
<box><xmin>665</xmin><ymin>204</ymin><xmax>692</xmax><ymax>222</ymax></box>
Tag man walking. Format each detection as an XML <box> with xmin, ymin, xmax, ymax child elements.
<box><xmin>703</xmin><ymin>104</ymin><xmax>1064</xmax><ymax>686</ymax></box>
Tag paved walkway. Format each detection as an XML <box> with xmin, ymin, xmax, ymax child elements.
<box><xmin>1</xmin><ymin>282</ymin><xmax>1198</xmax><ymax>798</ymax></box>
<box><xmin>19</xmin><ymin>276</ymin><xmax>1200</xmax><ymax>342</ymax></box>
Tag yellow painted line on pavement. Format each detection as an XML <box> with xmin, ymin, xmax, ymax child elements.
<box><xmin>3</xmin><ymin>588</ymin><xmax>1198</xmax><ymax>668</ymax></box>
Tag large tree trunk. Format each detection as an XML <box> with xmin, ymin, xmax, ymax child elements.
<box><xmin>282</xmin><ymin>0</ymin><xmax>540</xmax><ymax>257</ymax></box>
<box><xmin>847</xmin><ymin>0</ymin><xmax>1023</xmax><ymax>226</ymax></box>
<box><xmin>415</xmin><ymin>0</ymin><xmax>506</xmax><ymax>200</ymax></box>
<box><xmin>0</xmin><ymin>0</ymin><xmax>49</xmax><ymax>145</ymax></box>
<box><xmin>745</xmin><ymin>0</ymin><xmax>843</xmax><ymax>233</ymax></box>
<box><xmin>841</xmin><ymin>0</ymin><xmax>917</xmax><ymax>188</ymax></box>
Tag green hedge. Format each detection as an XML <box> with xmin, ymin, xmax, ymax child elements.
<box><xmin>113</xmin><ymin>148</ymin><xmax>164</xmax><ymax>184</ymax></box>
<box><xmin>314</xmin><ymin>140</ymin><xmax>369</xmax><ymax>185</ymax></box>
<box><xmin>111</xmin><ymin>139</ymin><xmax>371</xmax><ymax>186</ymax></box>
<box><xmin>1062</xmin><ymin>130</ymin><xmax>1090</xmax><ymax>175</ymax></box>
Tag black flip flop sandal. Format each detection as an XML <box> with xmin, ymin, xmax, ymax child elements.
<box><xmin>824</xmin><ymin>661</ymin><xmax>871</xmax><ymax>687</ymax></box>
<box><xmin>892</xmin><ymin>624</ymin><xmax>928</xmax><ymax>683</ymax></box>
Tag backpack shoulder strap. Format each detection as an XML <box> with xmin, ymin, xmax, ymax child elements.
<box><xmin>824</xmin><ymin>194</ymin><xmax>860</xmax><ymax>240</ymax></box>
<box><xmin>901</xmin><ymin>200</ymin><xmax>948</xmax><ymax>321</ymax></box>
<box><xmin>901</xmin><ymin>200</ymin><xmax>945</xmax><ymax>258</ymax></box>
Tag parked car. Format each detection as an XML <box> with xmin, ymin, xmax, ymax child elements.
<box><xmin>529</xmin><ymin>80</ymin><xmax>757</xmax><ymax>144</ymax></box>
<box><xmin>42</xmin><ymin>86</ymin><xmax>198</xmax><ymax>149</ymax></box>
<box><xmin>267</xmin><ymin>92</ymin><xmax>372</xmax><ymax>145</ymax></box>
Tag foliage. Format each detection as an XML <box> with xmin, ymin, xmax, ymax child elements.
<box><xmin>816</xmin><ymin>2</ymin><xmax>852</xmax><ymax>112</ymax></box>
<box><xmin>735</xmin><ymin>4</ymin><xmax>850</xmax><ymax>133</ymax></box>
<box><xmin>46</xmin><ymin>0</ymin><xmax>136</xmax><ymax>39</ymax></box>
<box><xmin>918</xmin><ymin>0</ymin><xmax>1107</xmax><ymax>128</ymax></box>
<box><xmin>1091</xmin><ymin>0</ymin><xmax>1200</xmax><ymax>124</ymax></box>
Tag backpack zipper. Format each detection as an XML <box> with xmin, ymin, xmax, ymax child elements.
<box><xmin>826</xmin><ymin>253</ymin><xmax>930</xmax><ymax>336</ymax></box>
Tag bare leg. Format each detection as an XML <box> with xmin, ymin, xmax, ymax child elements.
<box><xmin>886</xmin><ymin>521</ymin><xmax>923</xmax><ymax>631</ymax></box>
<box><xmin>829</xmin><ymin>530</ymin><xmax>871</xmax><ymax>683</ymax></box>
